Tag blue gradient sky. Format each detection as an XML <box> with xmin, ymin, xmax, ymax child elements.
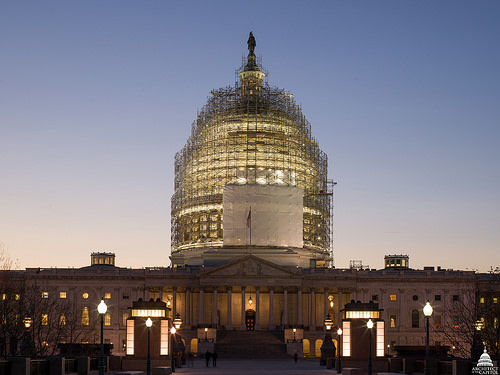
<box><xmin>1</xmin><ymin>1</ymin><xmax>499</xmax><ymax>271</ymax></box>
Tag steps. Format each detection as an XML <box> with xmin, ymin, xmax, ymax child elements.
<box><xmin>215</xmin><ymin>330</ymin><xmax>289</xmax><ymax>359</ymax></box>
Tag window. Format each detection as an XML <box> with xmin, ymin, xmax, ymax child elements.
<box><xmin>493</xmin><ymin>297</ymin><xmax>498</xmax><ymax>304</ymax></box>
<box><xmin>60</xmin><ymin>314</ymin><xmax>66</xmax><ymax>326</ymax></box>
<box><xmin>390</xmin><ymin>294</ymin><xmax>397</xmax><ymax>301</ymax></box>
<box><xmin>452</xmin><ymin>295</ymin><xmax>459</xmax><ymax>301</ymax></box>
<box><xmin>434</xmin><ymin>341</ymin><xmax>441</xmax><ymax>346</ymax></box>
<box><xmin>122</xmin><ymin>294</ymin><xmax>130</xmax><ymax>300</ymax></box>
<box><xmin>15</xmin><ymin>294</ymin><xmax>20</xmax><ymax>300</ymax></box>
<box><xmin>42</xmin><ymin>314</ymin><xmax>48</xmax><ymax>326</ymax></box>
<box><xmin>371</xmin><ymin>295</ymin><xmax>378</xmax><ymax>301</ymax></box>
<box><xmin>434</xmin><ymin>295</ymin><xmax>441</xmax><ymax>301</ymax></box>
<box><xmin>480</xmin><ymin>297</ymin><xmax>485</xmax><ymax>303</ymax></box>
<box><xmin>82</xmin><ymin>292</ymin><xmax>89</xmax><ymax>299</ymax></box>
<box><xmin>122</xmin><ymin>313</ymin><xmax>129</xmax><ymax>326</ymax></box>
<box><xmin>81</xmin><ymin>307</ymin><xmax>89</xmax><ymax>326</ymax></box>
<box><xmin>42</xmin><ymin>292</ymin><xmax>49</xmax><ymax>299</ymax></box>
<box><xmin>411</xmin><ymin>309</ymin><xmax>419</xmax><ymax>328</ymax></box>
<box><xmin>104</xmin><ymin>292</ymin><xmax>111</xmax><ymax>299</ymax></box>
<box><xmin>434</xmin><ymin>314</ymin><xmax>441</xmax><ymax>328</ymax></box>
<box><xmin>412</xmin><ymin>295</ymin><xmax>418</xmax><ymax>301</ymax></box>
<box><xmin>1</xmin><ymin>294</ymin><xmax>6</xmax><ymax>300</ymax></box>
<box><xmin>104</xmin><ymin>312</ymin><xmax>111</xmax><ymax>326</ymax></box>
<box><xmin>59</xmin><ymin>291</ymin><xmax>67</xmax><ymax>299</ymax></box>
<box><xmin>390</xmin><ymin>315</ymin><xmax>397</xmax><ymax>328</ymax></box>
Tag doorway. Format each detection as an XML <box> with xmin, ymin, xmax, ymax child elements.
<box><xmin>245</xmin><ymin>309</ymin><xmax>256</xmax><ymax>331</ymax></box>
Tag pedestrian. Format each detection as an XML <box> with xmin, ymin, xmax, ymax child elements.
<box><xmin>294</xmin><ymin>352</ymin><xmax>298</xmax><ymax>363</ymax></box>
<box><xmin>212</xmin><ymin>351</ymin><xmax>218</xmax><ymax>367</ymax></box>
<box><xmin>205</xmin><ymin>350</ymin><xmax>211</xmax><ymax>367</ymax></box>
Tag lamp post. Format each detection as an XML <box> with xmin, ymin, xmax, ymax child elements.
<box><xmin>320</xmin><ymin>314</ymin><xmax>335</xmax><ymax>366</ymax></box>
<box><xmin>423</xmin><ymin>301</ymin><xmax>433</xmax><ymax>375</ymax></box>
<box><xmin>204</xmin><ymin>327</ymin><xmax>208</xmax><ymax>342</ymax></box>
<box><xmin>171</xmin><ymin>326</ymin><xmax>177</xmax><ymax>372</ymax></box>
<box><xmin>337</xmin><ymin>327</ymin><xmax>342</xmax><ymax>373</ymax></box>
<box><xmin>367</xmin><ymin>318</ymin><xmax>373</xmax><ymax>375</ymax></box>
<box><xmin>97</xmin><ymin>299</ymin><xmax>107</xmax><ymax>375</ymax></box>
<box><xmin>293</xmin><ymin>328</ymin><xmax>297</xmax><ymax>342</ymax></box>
<box><xmin>146</xmin><ymin>317</ymin><xmax>152</xmax><ymax>375</ymax></box>
<box><xmin>171</xmin><ymin>313</ymin><xmax>182</xmax><ymax>373</ymax></box>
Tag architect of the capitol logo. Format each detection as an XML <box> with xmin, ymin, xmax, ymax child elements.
<box><xmin>472</xmin><ymin>348</ymin><xmax>498</xmax><ymax>375</ymax></box>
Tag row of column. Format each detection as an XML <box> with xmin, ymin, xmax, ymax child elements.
<box><xmin>152</xmin><ymin>286</ymin><xmax>345</xmax><ymax>330</ymax></box>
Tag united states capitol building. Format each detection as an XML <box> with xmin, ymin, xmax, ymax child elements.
<box><xmin>3</xmin><ymin>34</ymin><xmax>499</xmax><ymax>362</ymax></box>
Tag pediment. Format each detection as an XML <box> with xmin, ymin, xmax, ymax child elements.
<box><xmin>200</xmin><ymin>255</ymin><xmax>298</xmax><ymax>279</ymax></box>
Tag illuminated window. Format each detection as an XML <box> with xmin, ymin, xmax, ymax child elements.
<box><xmin>376</xmin><ymin>321</ymin><xmax>385</xmax><ymax>357</ymax></box>
<box><xmin>160</xmin><ymin>320</ymin><xmax>169</xmax><ymax>355</ymax></box>
<box><xmin>126</xmin><ymin>320</ymin><xmax>135</xmax><ymax>355</ymax></box>
<box><xmin>1</xmin><ymin>294</ymin><xmax>5</xmax><ymax>300</ymax></box>
<box><xmin>81</xmin><ymin>307</ymin><xmax>89</xmax><ymax>326</ymax></box>
<box><xmin>42</xmin><ymin>292</ymin><xmax>49</xmax><ymax>299</ymax></box>
<box><xmin>15</xmin><ymin>294</ymin><xmax>20</xmax><ymax>300</ymax></box>
<box><xmin>480</xmin><ymin>297</ymin><xmax>485</xmax><ymax>303</ymax></box>
<box><xmin>104</xmin><ymin>312</ymin><xmax>111</xmax><ymax>326</ymax></box>
<box><xmin>82</xmin><ymin>292</ymin><xmax>89</xmax><ymax>299</ymax></box>
<box><xmin>342</xmin><ymin>321</ymin><xmax>351</xmax><ymax>357</ymax></box>
<box><xmin>59</xmin><ymin>291</ymin><xmax>67</xmax><ymax>299</ymax></box>
<box><xmin>494</xmin><ymin>318</ymin><xmax>498</xmax><ymax>329</ymax></box>
<box><xmin>42</xmin><ymin>314</ymin><xmax>48</xmax><ymax>326</ymax></box>
<box><xmin>122</xmin><ymin>313</ymin><xmax>129</xmax><ymax>326</ymax></box>
<box><xmin>390</xmin><ymin>315</ymin><xmax>397</xmax><ymax>328</ymax></box>
<box><xmin>411</xmin><ymin>309</ymin><xmax>419</xmax><ymax>328</ymax></box>
<box><xmin>60</xmin><ymin>314</ymin><xmax>66</xmax><ymax>326</ymax></box>
<box><xmin>390</xmin><ymin>294</ymin><xmax>397</xmax><ymax>301</ymax></box>
<box><xmin>104</xmin><ymin>292</ymin><xmax>111</xmax><ymax>299</ymax></box>
<box><xmin>494</xmin><ymin>297</ymin><xmax>498</xmax><ymax>304</ymax></box>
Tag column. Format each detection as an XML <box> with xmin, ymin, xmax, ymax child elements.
<box><xmin>173</xmin><ymin>287</ymin><xmax>177</xmax><ymax>317</ymax></box>
<box><xmin>283</xmin><ymin>288</ymin><xmax>288</xmax><ymax>328</ymax></box>
<box><xmin>337</xmin><ymin>290</ymin><xmax>342</xmax><ymax>326</ymax></box>
<box><xmin>199</xmin><ymin>289</ymin><xmax>204</xmax><ymax>327</ymax></box>
<box><xmin>240</xmin><ymin>286</ymin><xmax>246</xmax><ymax>330</ymax></box>
<box><xmin>255</xmin><ymin>287</ymin><xmax>260</xmax><ymax>330</ymax></box>
<box><xmin>297</xmin><ymin>288</ymin><xmax>302</xmax><ymax>327</ymax></box>
<box><xmin>324</xmin><ymin>288</ymin><xmax>329</xmax><ymax>318</ymax></box>
<box><xmin>186</xmin><ymin>288</ymin><xmax>191</xmax><ymax>327</ymax></box>
<box><xmin>226</xmin><ymin>287</ymin><xmax>232</xmax><ymax>330</ymax></box>
<box><xmin>213</xmin><ymin>289</ymin><xmax>218</xmax><ymax>328</ymax></box>
<box><xmin>268</xmin><ymin>288</ymin><xmax>275</xmax><ymax>330</ymax></box>
<box><xmin>311</xmin><ymin>288</ymin><xmax>316</xmax><ymax>330</ymax></box>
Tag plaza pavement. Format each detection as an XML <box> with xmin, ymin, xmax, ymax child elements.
<box><xmin>173</xmin><ymin>358</ymin><xmax>338</xmax><ymax>375</ymax></box>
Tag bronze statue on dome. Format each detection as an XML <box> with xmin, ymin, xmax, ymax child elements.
<box><xmin>247</xmin><ymin>32</ymin><xmax>256</xmax><ymax>54</ymax></box>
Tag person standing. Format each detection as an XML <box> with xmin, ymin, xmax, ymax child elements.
<box><xmin>205</xmin><ymin>350</ymin><xmax>211</xmax><ymax>367</ymax></box>
<box><xmin>212</xmin><ymin>351</ymin><xmax>218</xmax><ymax>367</ymax></box>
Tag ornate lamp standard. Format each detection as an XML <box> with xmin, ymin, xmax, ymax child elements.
<box><xmin>320</xmin><ymin>314</ymin><xmax>335</xmax><ymax>365</ymax></box>
<box><xmin>367</xmin><ymin>318</ymin><xmax>374</xmax><ymax>375</ymax></box>
<box><xmin>170</xmin><ymin>313</ymin><xmax>182</xmax><ymax>373</ymax></box>
<box><xmin>337</xmin><ymin>327</ymin><xmax>342</xmax><ymax>373</ymax></box>
<box><xmin>97</xmin><ymin>299</ymin><xmax>107</xmax><ymax>375</ymax></box>
<box><xmin>293</xmin><ymin>328</ymin><xmax>297</xmax><ymax>342</ymax></box>
<box><xmin>146</xmin><ymin>317</ymin><xmax>152</xmax><ymax>375</ymax></box>
<box><xmin>204</xmin><ymin>327</ymin><xmax>208</xmax><ymax>342</ymax></box>
<box><xmin>423</xmin><ymin>301</ymin><xmax>433</xmax><ymax>375</ymax></box>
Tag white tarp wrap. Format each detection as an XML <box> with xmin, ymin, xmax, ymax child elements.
<box><xmin>223</xmin><ymin>184</ymin><xmax>303</xmax><ymax>247</ymax></box>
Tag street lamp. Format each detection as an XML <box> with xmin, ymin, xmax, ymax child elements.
<box><xmin>97</xmin><ymin>299</ymin><xmax>107</xmax><ymax>375</ymax></box>
<box><xmin>204</xmin><ymin>327</ymin><xmax>208</xmax><ymax>342</ymax></box>
<box><xmin>146</xmin><ymin>317</ymin><xmax>152</xmax><ymax>375</ymax></box>
<box><xmin>423</xmin><ymin>301</ymin><xmax>433</xmax><ymax>375</ymax></box>
<box><xmin>173</xmin><ymin>313</ymin><xmax>182</xmax><ymax>329</ymax></box>
<box><xmin>293</xmin><ymin>328</ymin><xmax>297</xmax><ymax>342</ymax></box>
<box><xmin>337</xmin><ymin>327</ymin><xmax>342</xmax><ymax>373</ymax></box>
<box><xmin>170</xmin><ymin>326</ymin><xmax>177</xmax><ymax>373</ymax></box>
<box><xmin>320</xmin><ymin>314</ymin><xmax>335</xmax><ymax>366</ymax></box>
<box><xmin>367</xmin><ymin>319</ymin><xmax>374</xmax><ymax>375</ymax></box>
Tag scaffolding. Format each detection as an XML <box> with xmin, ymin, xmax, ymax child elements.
<box><xmin>171</xmin><ymin>52</ymin><xmax>333</xmax><ymax>262</ymax></box>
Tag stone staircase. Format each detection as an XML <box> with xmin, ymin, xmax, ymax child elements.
<box><xmin>215</xmin><ymin>330</ymin><xmax>288</xmax><ymax>359</ymax></box>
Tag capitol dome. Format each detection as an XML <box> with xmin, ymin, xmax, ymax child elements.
<box><xmin>477</xmin><ymin>347</ymin><xmax>494</xmax><ymax>367</ymax></box>
<box><xmin>170</xmin><ymin>33</ymin><xmax>333</xmax><ymax>268</ymax></box>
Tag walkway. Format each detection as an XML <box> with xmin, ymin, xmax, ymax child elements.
<box><xmin>174</xmin><ymin>359</ymin><xmax>337</xmax><ymax>375</ymax></box>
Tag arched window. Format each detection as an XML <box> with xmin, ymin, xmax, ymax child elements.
<box><xmin>411</xmin><ymin>309</ymin><xmax>419</xmax><ymax>328</ymax></box>
<box><xmin>303</xmin><ymin>339</ymin><xmax>310</xmax><ymax>357</ymax></box>
<box><xmin>315</xmin><ymin>339</ymin><xmax>323</xmax><ymax>358</ymax></box>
